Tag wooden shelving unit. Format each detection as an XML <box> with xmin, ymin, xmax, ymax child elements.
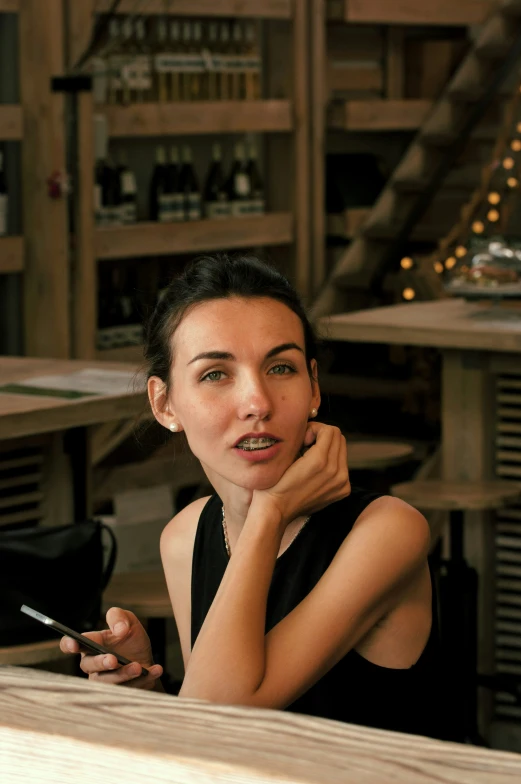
<box><xmin>95</xmin><ymin>213</ymin><xmax>294</xmax><ymax>261</ymax></box>
<box><xmin>328</xmin><ymin>100</ymin><xmax>432</xmax><ymax>132</ymax></box>
<box><xmin>326</xmin><ymin>208</ymin><xmax>369</xmax><ymax>239</ymax></box>
<box><xmin>68</xmin><ymin>0</ymin><xmax>310</xmax><ymax>361</ymax></box>
<box><xmin>0</xmin><ymin>1</ymin><xmax>19</xmax><ymax>11</ymax></box>
<box><xmin>326</xmin><ymin>0</ymin><xmax>492</xmax><ymax>25</ymax></box>
<box><xmin>0</xmin><ymin>105</ymin><xmax>22</xmax><ymax>140</ymax></box>
<box><xmin>0</xmin><ymin>236</ymin><xmax>24</xmax><ymax>273</ymax></box>
<box><xmin>103</xmin><ymin>100</ymin><xmax>293</xmax><ymax>138</ymax></box>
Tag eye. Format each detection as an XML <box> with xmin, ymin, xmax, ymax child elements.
<box><xmin>269</xmin><ymin>363</ymin><xmax>296</xmax><ymax>376</ymax></box>
<box><xmin>201</xmin><ymin>370</ymin><xmax>225</xmax><ymax>383</ymax></box>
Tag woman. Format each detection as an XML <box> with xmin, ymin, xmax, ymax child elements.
<box><xmin>61</xmin><ymin>254</ymin><xmax>442</xmax><ymax>738</ymax></box>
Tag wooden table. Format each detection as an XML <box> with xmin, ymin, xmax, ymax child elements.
<box><xmin>3</xmin><ymin>666</ymin><xmax>521</xmax><ymax>783</ymax></box>
<box><xmin>0</xmin><ymin>356</ymin><xmax>146</xmax><ymax>523</ymax></box>
<box><xmin>318</xmin><ymin>298</ymin><xmax>521</xmax><ymax>737</ymax></box>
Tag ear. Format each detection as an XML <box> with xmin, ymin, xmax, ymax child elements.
<box><xmin>310</xmin><ymin>359</ymin><xmax>321</xmax><ymax>412</ymax></box>
<box><xmin>147</xmin><ymin>376</ymin><xmax>181</xmax><ymax>431</ymax></box>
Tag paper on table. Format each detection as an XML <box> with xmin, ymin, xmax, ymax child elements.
<box><xmin>8</xmin><ymin>368</ymin><xmax>145</xmax><ymax>397</ymax></box>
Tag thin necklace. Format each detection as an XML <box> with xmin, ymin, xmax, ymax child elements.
<box><xmin>221</xmin><ymin>506</ymin><xmax>311</xmax><ymax>558</ymax></box>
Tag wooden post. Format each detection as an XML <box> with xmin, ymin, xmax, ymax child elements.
<box><xmin>293</xmin><ymin>0</ymin><xmax>311</xmax><ymax>301</ymax></box>
<box><xmin>310</xmin><ymin>0</ymin><xmax>326</xmax><ymax>296</ymax></box>
<box><xmin>386</xmin><ymin>27</ymin><xmax>405</xmax><ymax>99</ymax></box>
<box><xmin>19</xmin><ymin>0</ymin><xmax>70</xmax><ymax>357</ymax></box>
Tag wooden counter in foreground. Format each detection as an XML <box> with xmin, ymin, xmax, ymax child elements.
<box><xmin>2</xmin><ymin>667</ymin><xmax>521</xmax><ymax>783</ymax></box>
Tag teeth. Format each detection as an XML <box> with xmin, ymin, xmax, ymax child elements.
<box><xmin>237</xmin><ymin>437</ymin><xmax>276</xmax><ymax>451</ymax></box>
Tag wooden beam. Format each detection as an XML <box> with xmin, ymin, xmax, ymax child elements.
<box><xmin>311</xmin><ymin>0</ymin><xmax>326</xmax><ymax>295</ymax></box>
<box><xmin>0</xmin><ymin>106</ymin><xmax>22</xmax><ymax>140</ymax></box>
<box><xmin>326</xmin><ymin>208</ymin><xmax>370</xmax><ymax>238</ymax></box>
<box><xmin>96</xmin><ymin>0</ymin><xmax>291</xmax><ymax>17</ymax></box>
<box><xmin>95</xmin><ymin>213</ymin><xmax>294</xmax><ymax>260</ymax></box>
<box><xmin>0</xmin><ymin>0</ymin><xmax>19</xmax><ymax>11</ymax></box>
<box><xmin>328</xmin><ymin>0</ymin><xmax>492</xmax><ymax>25</ymax></box>
<box><xmin>327</xmin><ymin>64</ymin><xmax>383</xmax><ymax>96</ymax></box>
<box><xmin>103</xmin><ymin>101</ymin><xmax>292</xmax><ymax>137</ymax></box>
<box><xmin>328</xmin><ymin>100</ymin><xmax>432</xmax><ymax>131</ymax></box>
<box><xmin>386</xmin><ymin>28</ymin><xmax>405</xmax><ymax>100</ymax></box>
<box><xmin>19</xmin><ymin>0</ymin><xmax>70</xmax><ymax>357</ymax></box>
<box><xmin>66</xmin><ymin>0</ymin><xmax>95</xmax><ymax>71</ymax></box>
<box><xmin>0</xmin><ymin>236</ymin><xmax>24</xmax><ymax>273</ymax></box>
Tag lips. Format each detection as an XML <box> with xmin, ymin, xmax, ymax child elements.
<box><xmin>233</xmin><ymin>432</ymin><xmax>281</xmax><ymax>448</ymax></box>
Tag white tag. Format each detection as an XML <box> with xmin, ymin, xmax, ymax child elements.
<box><xmin>235</xmin><ymin>172</ymin><xmax>250</xmax><ymax>197</ymax></box>
<box><xmin>0</xmin><ymin>194</ymin><xmax>8</xmax><ymax>236</ymax></box>
<box><xmin>114</xmin><ymin>484</ymin><xmax>174</xmax><ymax>526</ymax></box>
<box><xmin>121</xmin><ymin>171</ymin><xmax>137</xmax><ymax>194</ymax></box>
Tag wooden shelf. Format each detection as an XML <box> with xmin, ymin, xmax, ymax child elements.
<box><xmin>95</xmin><ymin>213</ymin><xmax>294</xmax><ymax>260</ymax></box>
<box><xmin>327</xmin><ymin>0</ymin><xmax>491</xmax><ymax>25</ymax></box>
<box><xmin>327</xmin><ymin>208</ymin><xmax>370</xmax><ymax>239</ymax></box>
<box><xmin>96</xmin><ymin>345</ymin><xmax>144</xmax><ymax>363</ymax></box>
<box><xmin>328</xmin><ymin>100</ymin><xmax>432</xmax><ymax>132</ymax></box>
<box><xmin>0</xmin><ymin>236</ymin><xmax>24</xmax><ymax>274</ymax></box>
<box><xmin>95</xmin><ymin>0</ymin><xmax>291</xmax><ymax>18</ymax></box>
<box><xmin>0</xmin><ymin>1</ymin><xmax>19</xmax><ymax>12</ymax></box>
<box><xmin>0</xmin><ymin>105</ymin><xmax>22</xmax><ymax>140</ymax></box>
<box><xmin>103</xmin><ymin>101</ymin><xmax>292</xmax><ymax>138</ymax></box>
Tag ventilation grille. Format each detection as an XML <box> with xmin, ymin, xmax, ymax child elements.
<box><xmin>0</xmin><ymin>438</ymin><xmax>47</xmax><ymax>530</ymax></box>
<box><xmin>495</xmin><ymin>374</ymin><xmax>521</xmax><ymax>720</ymax></box>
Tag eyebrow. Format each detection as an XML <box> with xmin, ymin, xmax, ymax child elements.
<box><xmin>187</xmin><ymin>342</ymin><xmax>304</xmax><ymax>365</ymax></box>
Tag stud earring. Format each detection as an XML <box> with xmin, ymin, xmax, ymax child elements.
<box><xmin>170</xmin><ymin>422</ymin><xmax>179</xmax><ymax>432</ymax></box>
<box><xmin>310</xmin><ymin>408</ymin><xmax>318</xmax><ymax>418</ymax></box>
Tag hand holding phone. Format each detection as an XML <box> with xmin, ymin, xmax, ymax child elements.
<box><xmin>21</xmin><ymin>605</ymin><xmax>163</xmax><ymax>690</ymax></box>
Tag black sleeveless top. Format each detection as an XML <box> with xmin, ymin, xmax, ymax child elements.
<box><xmin>191</xmin><ymin>488</ymin><xmax>443</xmax><ymax>739</ymax></box>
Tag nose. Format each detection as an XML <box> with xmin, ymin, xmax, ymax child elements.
<box><xmin>237</xmin><ymin>373</ymin><xmax>272</xmax><ymax>421</ymax></box>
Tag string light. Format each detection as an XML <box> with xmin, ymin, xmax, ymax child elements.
<box><xmin>507</xmin><ymin>177</ymin><xmax>519</xmax><ymax>188</ymax></box>
<box><xmin>433</xmin><ymin>261</ymin><xmax>444</xmax><ymax>274</ymax></box>
<box><xmin>445</xmin><ymin>257</ymin><xmax>457</xmax><ymax>270</ymax></box>
<box><xmin>488</xmin><ymin>192</ymin><xmax>501</xmax><ymax>205</ymax></box>
<box><xmin>455</xmin><ymin>246</ymin><xmax>467</xmax><ymax>258</ymax></box>
<box><xmin>503</xmin><ymin>157</ymin><xmax>515</xmax><ymax>169</ymax></box>
<box><xmin>400</xmin><ymin>257</ymin><xmax>413</xmax><ymax>270</ymax></box>
<box><xmin>487</xmin><ymin>208</ymin><xmax>500</xmax><ymax>222</ymax></box>
<box><xmin>472</xmin><ymin>220</ymin><xmax>485</xmax><ymax>233</ymax></box>
<box><xmin>512</xmin><ymin>140</ymin><xmax>521</xmax><ymax>152</ymax></box>
<box><xmin>403</xmin><ymin>288</ymin><xmax>415</xmax><ymax>301</ymax></box>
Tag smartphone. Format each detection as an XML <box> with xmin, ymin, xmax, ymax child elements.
<box><xmin>20</xmin><ymin>605</ymin><xmax>148</xmax><ymax>676</ymax></box>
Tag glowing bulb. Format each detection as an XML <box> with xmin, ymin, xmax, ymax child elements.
<box><xmin>488</xmin><ymin>208</ymin><xmax>500</xmax><ymax>222</ymax></box>
<box><xmin>488</xmin><ymin>192</ymin><xmax>501</xmax><ymax>205</ymax></box>
<box><xmin>445</xmin><ymin>257</ymin><xmax>457</xmax><ymax>270</ymax></box>
<box><xmin>400</xmin><ymin>256</ymin><xmax>413</xmax><ymax>270</ymax></box>
<box><xmin>403</xmin><ymin>288</ymin><xmax>415</xmax><ymax>301</ymax></box>
<box><xmin>512</xmin><ymin>140</ymin><xmax>521</xmax><ymax>152</ymax></box>
<box><xmin>503</xmin><ymin>157</ymin><xmax>515</xmax><ymax>169</ymax></box>
<box><xmin>508</xmin><ymin>177</ymin><xmax>519</xmax><ymax>188</ymax></box>
<box><xmin>455</xmin><ymin>246</ymin><xmax>467</xmax><ymax>258</ymax></box>
<box><xmin>472</xmin><ymin>220</ymin><xmax>485</xmax><ymax>234</ymax></box>
<box><xmin>433</xmin><ymin>261</ymin><xmax>444</xmax><ymax>274</ymax></box>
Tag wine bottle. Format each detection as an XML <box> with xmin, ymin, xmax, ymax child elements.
<box><xmin>166</xmin><ymin>146</ymin><xmax>184</xmax><ymax>222</ymax></box>
<box><xmin>244</xmin><ymin>22</ymin><xmax>261</xmax><ymax>101</ymax></box>
<box><xmin>246</xmin><ymin>141</ymin><xmax>265</xmax><ymax>215</ymax></box>
<box><xmin>190</xmin><ymin>21</ymin><xmax>204</xmax><ymax>101</ymax></box>
<box><xmin>0</xmin><ymin>148</ymin><xmax>7</xmax><ymax>236</ymax></box>
<box><xmin>117</xmin><ymin>150</ymin><xmax>138</xmax><ymax>224</ymax></box>
<box><xmin>219</xmin><ymin>22</ymin><xmax>231</xmax><ymax>100</ymax></box>
<box><xmin>231</xmin><ymin>22</ymin><xmax>243</xmax><ymax>100</ymax></box>
<box><xmin>149</xmin><ymin>145</ymin><xmax>171</xmax><ymax>222</ymax></box>
<box><xmin>179</xmin><ymin>145</ymin><xmax>202</xmax><ymax>221</ymax></box>
<box><xmin>206</xmin><ymin>21</ymin><xmax>219</xmax><ymax>100</ymax></box>
<box><xmin>169</xmin><ymin>19</ymin><xmax>182</xmax><ymax>101</ymax></box>
<box><xmin>180</xmin><ymin>20</ymin><xmax>192</xmax><ymax>101</ymax></box>
<box><xmin>204</xmin><ymin>143</ymin><xmax>230</xmax><ymax>219</ymax></box>
<box><xmin>153</xmin><ymin>16</ymin><xmax>169</xmax><ymax>102</ymax></box>
<box><xmin>120</xmin><ymin>17</ymin><xmax>134</xmax><ymax>105</ymax></box>
<box><xmin>227</xmin><ymin>141</ymin><xmax>251</xmax><ymax>217</ymax></box>
<box><xmin>133</xmin><ymin>17</ymin><xmax>153</xmax><ymax>103</ymax></box>
<box><xmin>107</xmin><ymin>17</ymin><xmax>124</xmax><ymax>105</ymax></box>
<box><xmin>94</xmin><ymin>116</ymin><xmax>121</xmax><ymax>225</ymax></box>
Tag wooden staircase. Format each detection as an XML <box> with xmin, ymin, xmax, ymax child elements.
<box><xmin>312</xmin><ymin>0</ymin><xmax>521</xmax><ymax>320</ymax></box>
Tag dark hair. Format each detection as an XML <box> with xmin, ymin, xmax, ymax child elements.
<box><xmin>144</xmin><ymin>253</ymin><xmax>318</xmax><ymax>389</ymax></box>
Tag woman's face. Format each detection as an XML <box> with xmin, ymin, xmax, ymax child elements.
<box><xmin>163</xmin><ymin>296</ymin><xmax>320</xmax><ymax>492</ymax></box>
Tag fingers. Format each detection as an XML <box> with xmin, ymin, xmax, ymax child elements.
<box><xmin>85</xmin><ymin>657</ymin><xmax>163</xmax><ymax>688</ymax></box>
<box><xmin>59</xmin><ymin>629</ymin><xmax>105</xmax><ymax>656</ymax></box>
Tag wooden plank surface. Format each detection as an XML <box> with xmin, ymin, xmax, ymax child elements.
<box><xmin>0</xmin><ymin>105</ymin><xmax>22</xmax><ymax>140</ymax></box>
<box><xmin>95</xmin><ymin>0</ymin><xmax>292</xmax><ymax>18</ymax></box>
<box><xmin>311</xmin><ymin>0</ymin><xmax>326</xmax><ymax>296</ymax></box>
<box><xmin>0</xmin><ymin>0</ymin><xmax>19</xmax><ymax>11</ymax></box>
<box><xmin>4</xmin><ymin>667</ymin><xmax>521</xmax><ymax>784</ymax></box>
<box><xmin>0</xmin><ymin>236</ymin><xmax>24</xmax><ymax>273</ymax></box>
<box><xmin>329</xmin><ymin>0</ymin><xmax>492</xmax><ymax>25</ymax></box>
<box><xmin>327</xmin><ymin>208</ymin><xmax>370</xmax><ymax>238</ymax></box>
<box><xmin>103</xmin><ymin>101</ymin><xmax>293</xmax><ymax>137</ymax></box>
<box><xmin>0</xmin><ymin>357</ymin><xmax>146</xmax><ymax>441</ymax></box>
<box><xmin>329</xmin><ymin>100</ymin><xmax>432</xmax><ymax>131</ymax></box>
<box><xmin>95</xmin><ymin>213</ymin><xmax>294</xmax><ymax>260</ymax></box>
<box><xmin>318</xmin><ymin>300</ymin><xmax>521</xmax><ymax>353</ymax></box>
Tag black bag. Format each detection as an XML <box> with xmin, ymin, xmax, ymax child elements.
<box><xmin>0</xmin><ymin>518</ymin><xmax>117</xmax><ymax>647</ymax></box>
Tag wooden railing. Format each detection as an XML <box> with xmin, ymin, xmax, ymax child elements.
<box><xmin>2</xmin><ymin>667</ymin><xmax>521</xmax><ymax>782</ymax></box>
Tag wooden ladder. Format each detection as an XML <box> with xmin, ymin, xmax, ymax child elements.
<box><xmin>312</xmin><ymin>0</ymin><xmax>521</xmax><ymax>319</ymax></box>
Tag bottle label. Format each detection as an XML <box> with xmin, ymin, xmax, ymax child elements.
<box><xmin>171</xmin><ymin>193</ymin><xmax>184</xmax><ymax>222</ymax></box>
<box><xmin>211</xmin><ymin>55</ymin><xmax>261</xmax><ymax>73</ymax></box>
<box><xmin>122</xmin><ymin>56</ymin><xmax>152</xmax><ymax>92</ymax></box>
<box><xmin>122</xmin><ymin>202</ymin><xmax>137</xmax><ymax>224</ymax></box>
<box><xmin>205</xmin><ymin>200</ymin><xmax>231</xmax><ymax>219</ymax></box>
<box><xmin>235</xmin><ymin>172</ymin><xmax>250</xmax><ymax>197</ymax></box>
<box><xmin>158</xmin><ymin>193</ymin><xmax>174</xmax><ymax>222</ymax></box>
<box><xmin>121</xmin><ymin>171</ymin><xmax>137</xmax><ymax>195</ymax></box>
<box><xmin>0</xmin><ymin>194</ymin><xmax>7</xmax><ymax>236</ymax></box>
<box><xmin>186</xmin><ymin>193</ymin><xmax>202</xmax><ymax>221</ymax></box>
<box><xmin>230</xmin><ymin>200</ymin><xmax>250</xmax><ymax>218</ymax></box>
<box><xmin>154</xmin><ymin>53</ymin><xmax>205</xmax><ymax>73</ymax></box>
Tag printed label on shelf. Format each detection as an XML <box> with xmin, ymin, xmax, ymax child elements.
<box><xmin>230</xmin><ymin>200</ymin><xmax>250</xmax><ymax>218</ymax></box>
<box><xmin>0</xmin><ymin>194</ymin><xmax>8</xmax><ymax>236</ymax></box>
<box><xmin>186</xmin><ymin>194</ymin><xmax>202</xmax><ymax>221</ymax></box>
<box><xmin>210</xmin><ymin>55</ymin><xmax>261</xmax><ymax>73</ymax></box>
<box><xmin>205</xmin><ymin>200</ymin><xmax>231</xmax><ymax>219</ymax></box>
<box><xmin>121</xmin><ymin>202</ymin><xmax>137</xmax><ymax>224</ymax></box>
<box><xmin>171</xmin><ymin>193</ymin><xmax>185</xmax><ymax>221</ymax></box>
<box><xmin>154</xmin><ymin>53</ymin><xmax>205</xmax><ymax>73</ymax></box>
<box><xmin>158</xmin><ymin>193</ymin><xmax>175</xmax><ymax>222</ymax></box>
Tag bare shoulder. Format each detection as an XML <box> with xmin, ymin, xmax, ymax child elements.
<box><xmin>350</xmin><ymin>494</ymin><xmax>431</xmax><ymax>560</ymax></box>
<box><xmin>160</xmin><ymin>495</ymin><xmax>212</xmax><ymax>563</ymax></box>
